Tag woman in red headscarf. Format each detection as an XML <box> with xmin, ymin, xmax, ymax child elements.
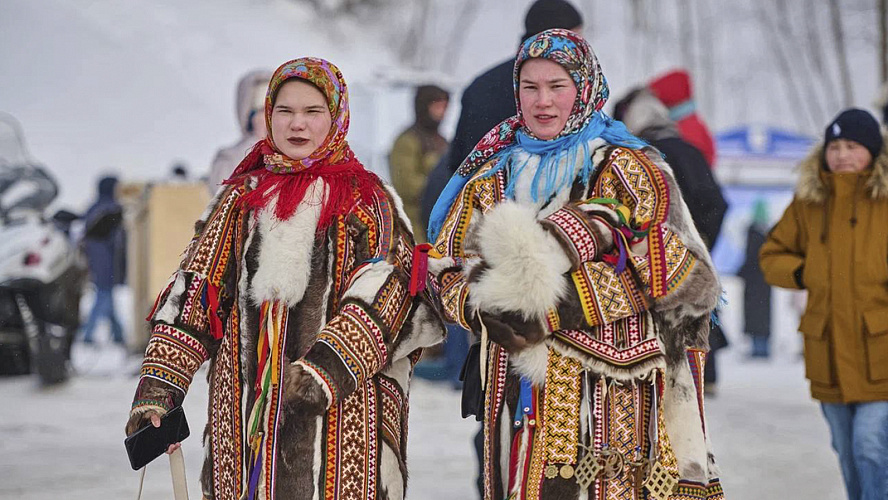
<box><xmin>125</xmin><ymin>58</ymin><xmax>444</xmax><ymax>500</ymax></box>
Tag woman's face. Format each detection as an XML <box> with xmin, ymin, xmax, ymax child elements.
<box><xmin>270</xmin><ymin>79</ymin><xmax>333</xmax><ymax>160</ymax></box>
<box><xmin>518</xmin><ymin>58</ymin><xmax>578</xmax><ymax>140</ymax></box>
<box><xmin>825</xmin><ymin>139</ymin><xmax>873</xmax><ymax>173</ymax></box>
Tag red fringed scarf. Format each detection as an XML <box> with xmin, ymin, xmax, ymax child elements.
<box><xmin>226</xmin><ymin>139</ymin><xmax>378</xmax><ymax>230</ymax></box>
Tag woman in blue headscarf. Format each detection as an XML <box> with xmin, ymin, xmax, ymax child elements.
<box><xmin>428</xmin><ymin>29</ymin><xmax>725</xmax><ymax>499</ymax></box>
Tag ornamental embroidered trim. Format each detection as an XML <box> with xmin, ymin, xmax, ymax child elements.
<box><xmin>140</xmin><ymin>324</ymin><xmax>208</xmax><ymax>394</ymax></box>
<box><xmin>571</xmin><ymin>261</ymin><xmax>646</xmax><ymax>327</ymax></box>
<box><xmin>299</xmin><ymin>359</ymin><xmax>339</xmax><ymax>405</ymax></box>
<box><xmin>483</xmin><ymin>345</ymin><xmax>509</xmax><ymax>500</ymax></box>
<box><xmin>440</xmin><ymin>271</ymin><xmax>471</xmax><ymax>330</ymax></box>
<box><xmin>184</xmin><ymin>186</ymin><xmax>242</xmax><ymax>285</ymax></box>
<box><xmin>377</xmin><ymin>376</ymin><xmax>405</xmax><ymax>449</ymax></box>
<box><xmin>543</xmin><ymin>350</ymin><xmax>583</xmax><ymax>464</ymax></box>
<box><xmin>316</xmin><ymin>303</ymin><xmax>388</xmax><ymax>387</ymax></box>
<box><xmin>686</xmin><ymin>349</ymin><xmax>707</xmax><ymax>435</ymax></box>
<box><xmin>671</xmin><ymin>479</ymin><xmax>725</xmax><ymax>500</ymax></box>
<box><xmin>554</xmin><ymin>316</ymin><xmax>662</xmax><ymax>369</ymax></box>
<box><xmin>544</xmin><ymin>205</ymin><xmax>600</xmax><ymax>264</ymax></box>
<box><xmin>327</xmin><ymin>382</ymin><xmax>378</xmax><ymax>499</ymax></box>
<box><xmin>210</xmin><ymin>304</ymin><xmax>243</xmax><ymax>500</ymax></box>
<box><xmin>372</xmin><ymin>273</ymin><xmax>411</xmax><ymax>342</ymax></box>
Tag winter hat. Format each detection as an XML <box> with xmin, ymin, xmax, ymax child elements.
<box><xmin>523</xmin><ymin>0</ymin><xmax>583</xmax><ymax>41</ymax></box>
<box><xmin>824</xmin><ymin>108</ymin><xmax>883</xmax><ymax>159</ymax></box>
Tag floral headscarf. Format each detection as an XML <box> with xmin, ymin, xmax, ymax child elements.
<box><xmin>228</xmin><ymin>57</ymin><xmax>377</xmax><ymax>228</ymax></box>
<box><xmin>262</xmin><ymin>57</ymin><xmax>351</xmax><ymax>172</ymax></box>
<box><xmin>428</xmin><ymin>29</ymin><xmax>644</xmax><ymax>241</ymax></box>
<box><xmin>513</xmin><ymin>28</ymin><xmax>609</xmax><ymax>139</ymax></box>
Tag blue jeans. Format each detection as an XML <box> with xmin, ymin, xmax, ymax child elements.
<box><xmin>821</xmin><ymin>401</ymin><xmax>888</xmax><ymax>500</ymax></box>
<box><xmin>82</xmin><ymin>286</ymin><xmax>124</xmax><ymax>344</ymax></box>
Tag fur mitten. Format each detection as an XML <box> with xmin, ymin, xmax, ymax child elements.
<box><xmin>282</xmin><ymin>362</ymin><xmax>330</xmax><ymax>415</ymax></box>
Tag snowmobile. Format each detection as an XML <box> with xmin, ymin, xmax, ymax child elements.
<box><xmin>0</xmin><ymin>112</ymin><xmax>85</xmax><ymax>384</ymax></box>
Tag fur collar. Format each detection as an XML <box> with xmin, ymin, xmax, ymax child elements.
<box><xmin>795</xmin><ymin>136</ymin><xmax>888</xmax><ymax>203</ymax></box>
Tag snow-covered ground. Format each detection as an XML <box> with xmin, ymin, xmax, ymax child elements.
<box><xmin>0</xmin><ymin>340</ymin><xmax>844</xmax><ymax>499</ymax></box>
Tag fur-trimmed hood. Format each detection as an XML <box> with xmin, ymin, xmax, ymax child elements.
<box><xmin>795</xmin><ymin>135</ymin><xmax>888</xmax><ymax>203</ymax></box>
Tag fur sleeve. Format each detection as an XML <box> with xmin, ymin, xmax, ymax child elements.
<box><xmin>132</xmin><ymin>185</ymin><xmax>242</xmax><ymax>417</ymax></box>
<box><xmin>428</xmin><ymin>174</ymin><xmax>490</xmax><ymax>329</ymax></box>
<box><xmin>466</xmin><ymin>148</ymin><xmax>720</xmax><ymax>344</ymax></box>
<box><xmin>299</xmin><ymin>185</ymin><xmax>445</xmax><ymax>406</ymax></box>
<box><xmin>584</xmin><ymin>148</ymin><xmax>720</xmax><ymax>349</ymax></box>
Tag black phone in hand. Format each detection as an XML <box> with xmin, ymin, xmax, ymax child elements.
<box><xmin>124</xmin><ymin>406</ymin><xmax>190</xmax><ymax>470</ymax></box>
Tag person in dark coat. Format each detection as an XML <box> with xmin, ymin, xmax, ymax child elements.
<box><xmin>420</xmin><ymin>0</ymin><xmax>584</xmax><ymax>229</ymax></box>
<box><xmin>81</xmin><ymin>176</ymin><xmax>126</xmax><ymax>344</ymax></box>
<box><xmin>614</xmin><ymin>87</ymin><xmax>728</xmax><ymax>393</ymax></box>
<box><xmin>738</xmin><ymin>199</ymin><xmax>772</xmax><ymax>357</ymax></box>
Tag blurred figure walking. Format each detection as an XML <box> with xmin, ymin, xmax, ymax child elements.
<box><xmin>389</xmin><ymin>84</ymin><xmax>449</xmax><ymax>242</ymax></box>
<box><xmin>737</xmin><ymin>199</ymin><xmax>771</xmax><ymax>358</ymax></box>
<box><xmin>761</xmin><ymin>108</ymin><xmax>888</xmax><ymax>500</ymax></box>
<box><xmin>207</xmin><ymin>69</ymin><xmax>272</xmax><ymax>191</ymax></box>
<box><xmin>649</xmin><ymin>69</ymin><xmax>717</xmax><ymax>168</ymax></box>
<box><xmin>81</xmin><ymin>176</ymin><xmax>126</xmax><ymax>345</ymax></box>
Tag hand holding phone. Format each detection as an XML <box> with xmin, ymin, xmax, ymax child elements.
<box><xmin>124</xmin><ymin>406</ymin><xmax>190</xmax><ymax>470</ymax></box>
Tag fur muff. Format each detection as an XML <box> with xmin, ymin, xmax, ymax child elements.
<box><xmin>467</xmin><ymin>201</ymin><xmax>571</xmax><ymax>321</ymax></box>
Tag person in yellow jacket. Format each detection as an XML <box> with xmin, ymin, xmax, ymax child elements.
<box><xmin>760</xmin><ymin>108</ymin><xmax>888</xmax><ymax>500</ymax></box>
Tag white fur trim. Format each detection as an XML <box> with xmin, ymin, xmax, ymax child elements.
<box><xmin>468</xmin><ymin>201</ymin><xmax>570</xmax><ymax>319</ymax></box>
<box><xmin>154</xmin><ymin>272</ymin><xmax>187</xmax><ymax>324</ymax></box>
<box><xmin>662</xmin><ymin>360</ymin><xmax>709</xmax><ymax>481</ymax></box>
<box><xmin>498</xmin><ymin>402</ymin><xmax>512</xmax><ymax>494</ymax></box>
<box><xmin>511</xmin><ymin>138</ymin><xmax>608</xmax><ymax>218</ymax></box>
<box><xmin>428</xmin><ymin>255</ymin><xmax>455</xmax><ymax>275</ymax></box>
<box><xmin>390</xmin><ymin>303</ymin><xmax>446</xmax><ymax>361</ymax></box>
<box><xmin>381</xmin><ymin>184</ymin><xmax>413</xmax><ymax>237</ymax></box>
<box><xmin>250</xmin><ymin>180</ymin><xmax>325</xmax><ymax>305</ymax></box>
<box><xmin>508</xmin><ymin>342</ymin><xmax>549</xmax><ymax>385</ymax></box>
<box><xmin>342</xmin><ymin>261</ymin><xmax>393</xmax><ymax>303</ymax></box>
<box><xmin>380</xmin><ymin>443</ymin><xmax>405</xmax><ymax>500</ymax></box>
<box><xmin>311</xmin><ymin>414</ymin><xmax>323</xmax><ymax>500</ymax></box>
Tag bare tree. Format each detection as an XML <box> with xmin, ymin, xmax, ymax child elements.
<box><xmin>828</xmin><ymin>0</ymin><xmax>855</xmax><ymax>105</ymax></box>
<box><xmin>399</xmin><ymin>0</ymin><xmax>433</xmax><ymax>70</ymax></box>
<box><xmin>676</xmin><ymin>0</ymin><xmax>695</xmax><ymax>73</ymax></box>
<box><xmin>695</xmin><ymin>0</ymin><xmax>716</xmax><ymax>119</ymax></box>
<box><xmin>802</xmin><ymin>3</ymin><xmax>842</xmax><ymax>115</ymax></box>
<box><xmin>754</xmin><ymin>2</ymin><xmax>819</xmax><ymax>131</ymax></box>
<box><xmin>881</xmin><ymin>0</ymin><xmax>887</xmax><ymax>83</ymax></box>
<box><xmin>440</xmin><ymin>0</ymin><xmax>482</xmax><ymax>73</ymax></box>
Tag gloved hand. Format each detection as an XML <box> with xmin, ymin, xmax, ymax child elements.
<box><xmin>471</xmin><ymin>309</ymin><xmax>547</xmax><ymax>354</ymax></box>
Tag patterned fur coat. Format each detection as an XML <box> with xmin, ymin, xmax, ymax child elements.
<box><xmin>129</xmin><ymin>177</ymin><xmax>445</xmax><ymax>500</ymax></box>
<box><xmin>430</xmin><ymin>139</ymin><xmax>725</xmax><ymax>499</ymax></box>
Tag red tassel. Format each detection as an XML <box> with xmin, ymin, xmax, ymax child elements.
<box><xmin>409</xmin><ymin>243</ymin><xmax>432</xmax><ymax>296</ymax></box>
<box><xmin>206</xmin><ymin>283</ymin><xmax>224</xmax><ymax>340</ymax></box>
